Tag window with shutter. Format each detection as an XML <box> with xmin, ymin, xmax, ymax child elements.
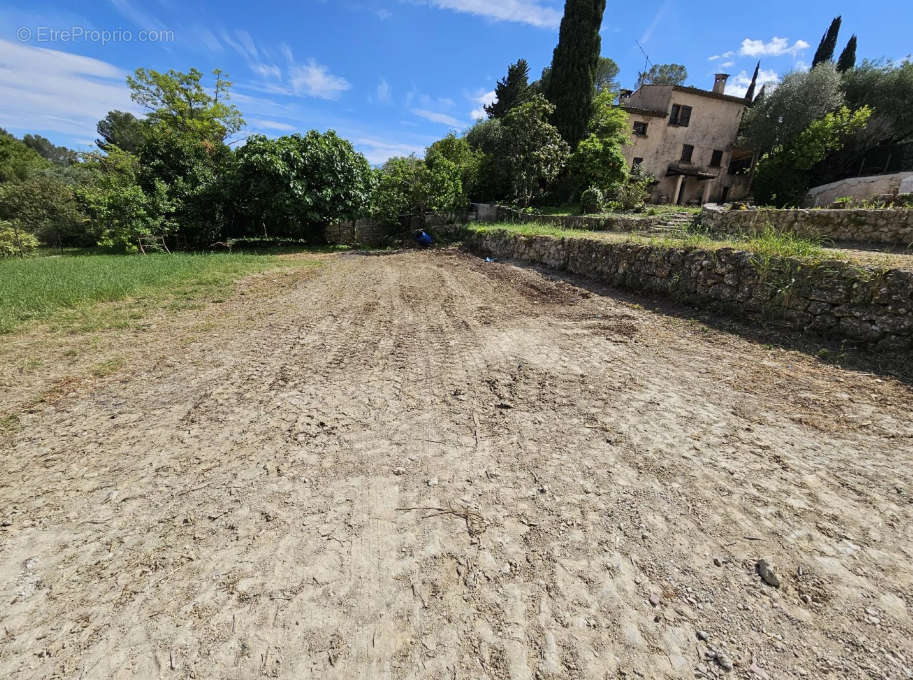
<box><xmin>669</xmin><ymin>104</ymin><xmax>681</xmax><ymax>125</ymax></box>
<box><xmin>681</xmin><ymin>145</ymin><xmax>694</xmax><ymax>163</ymax></box>
<box><xmin>710</xmin><ymin>150</ymin><xmax>723</xmax><ymax>167</ymax></box>
<box><xmin>679</xmin><ymin>105</ymin><xmax>692</xmax><ymax>127</ymax></box>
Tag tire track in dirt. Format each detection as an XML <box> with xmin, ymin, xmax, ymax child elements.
<box><xmin>1</xmin><ymin>250</ymin><xmax>912</xmax><ymax>679</ymax></box>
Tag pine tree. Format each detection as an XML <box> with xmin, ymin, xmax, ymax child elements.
<box><xmin>745</xmin><ymin>62</ymin><xmax>761</xmax><ymax>103</ymax></box>
<box><xmin>812</xmin><ymin>16</ymin><xmax>842</xmax><ymax>68</ymax></box>
<box><xmin>545</xmin><ymin>0</ymin><xmax>608</xmax><ymax>148</ymax></box>
<box><xmin>837</xmin><ymin>35</ymin><xmax>858</xmax><ymax>73</ymax></box>
<box><xmin>485</xmin><ymin>60</ymin><xmax>531</xmax><ymax>119</ymax></box>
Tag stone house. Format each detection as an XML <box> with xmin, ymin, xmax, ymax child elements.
<box><xmin>619</xmin><ymin>74</ymin><xmax>753</xmax><ymax>205</ymax></box>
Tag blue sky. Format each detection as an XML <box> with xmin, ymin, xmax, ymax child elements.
<box><xmin>1</xmin><ymin>0</ymin><xmax>910</xmax><ymax>163</ymax></box>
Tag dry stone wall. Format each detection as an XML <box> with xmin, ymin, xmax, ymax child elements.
<box><xmin>462</xmin><ymin>228</ymin><xmax>913</xmax><ymax>350</ymax></box>
<box><xmin>702</xmin><ymin>204</ymin><xmax>913</xmax><ymax>247</ymax></box>
<box><xmin>494</xmin><ymin>205</ymin><xmax>667</xmax><ymax>232</ymax></box>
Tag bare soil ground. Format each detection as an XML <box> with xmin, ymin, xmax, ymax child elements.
<box><xmin>1</xmin><ymin>250</ymin><xmax>912</xmax><ymax>680</ymax></box>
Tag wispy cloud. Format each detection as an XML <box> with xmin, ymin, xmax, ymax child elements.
<box><xmin>377</xmin><ymin>78</ymin><xmax>392</xmax><ymax>104</ymax></box>
<box><xmin>289</xmin><ymin>60</ymin><xmax>351</xmax><ymax>100</ymax></box>
<box><xmin>739</xmin><ymin>37</ymin><xmax>810</xmax><ymax>57</ymax></box>
<box><xmin>411</xmin><ymin>108</ymin><xmax>464</xmax><ymax>127</ymax></box>
<box><xmin>0</xmin><ymin>38</ymin><xmax>135</xmax><ymax>144</ymax></box>
<box><xmin>250</xmin><ymin>118</ymin><xmax>297</xmax><ymax>132</ymax></box>
<box><xmin>640</xmin><ymin>0</ymin><xmax>671</xmax><ymax>45</ymax></box>
<box><xmin>709</xmin><ymin>51</ymin><xmax>735</xmax><ymax>62</ymax></box>
<box><xmin>356</xmin><ymin>137</ymin><xmax>425</xmax><ymax>164</ymax></box>
<box><xmin>414</xmin><ymin>0</ymin><xmax>561</xmax><ymax>29</ymax></box>
<box><xmin>108</xmin><ymin>0</ymin><xmax>167</xmax><ymax>30</ymax></box>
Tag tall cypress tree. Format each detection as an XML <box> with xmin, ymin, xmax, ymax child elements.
<box><xmin>485</xmin><ymin>59</ymin><xmax>530</xmax><ymax>119</ymax></box>
<box><xmin>545</xmin><ymin>0</ymin><xmax>607</xmax><ymax>148</ymax></box>
<box><xmin>812</xmin><ymin>16</ymin><xmax>842</xmax><ymax>68</ymax></box>
<box><xmin>837</xmin><ymin>35</ymin><xmax>858</xmax><ymax>73</ymax></box>
<box><xmin>745</xmin><ymin>61</ymin><xmax>761</xmax><ymax>103</ymax></box>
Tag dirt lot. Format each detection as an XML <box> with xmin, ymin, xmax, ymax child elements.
<box><xmin>1</xmin><ymin>250</ymin><xmax>912</xmax><ymax>679</ymax></box>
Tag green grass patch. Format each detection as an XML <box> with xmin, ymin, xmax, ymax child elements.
<box><xmin>0</xmin><ymin>251</ymin><xmax>317</xmax><ymax>334</ymax></box>
<box><xmin>469</xmin><ymin>222</ymin><xmax>826</xmax><ymax>260</ymax></box>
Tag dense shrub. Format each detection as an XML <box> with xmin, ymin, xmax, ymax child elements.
<box><xmin>580</xmin><ymin>187</ymin><xmax>604</xmax><ymax>214</ymax></box>
<box><xmin>0</xmin><ymin>222</ymin><xmax>39</xmax><ymax>257</ymax></box>
<box><xmin>231</xmin><ymin>132</ymin><xmax>373</xmax><ymax>241</ymax></box>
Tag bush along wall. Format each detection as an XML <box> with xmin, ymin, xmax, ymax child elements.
<box><xmin>463</xmin><ymin>229</ymin><xmax>913</xmax><ymax>350</ymax></box>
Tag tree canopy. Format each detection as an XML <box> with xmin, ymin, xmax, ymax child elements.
<box><xmin>485</xmin><ymin>60</ymin><xmax>530</xmax><ymax>119</ymax></box>
<box><xmin>636</xmin><ymin>64</ymin><xmax>688</xmax><ymax>89</ymax></box>
<box><xmin>545</xmin><ymin>0</ymin><xmax>607</xmax><ymax>147</ymax></box>
<box><xmin>740</xmin><ymin>63</ymin><xmax>845</xmax><ymax>155</ymax></box>
<box><xmin>97</xmin><ymin>111</ymin><xmax>147</xmax><ymax>154</ymax></box>
<box><xmin>127</xmin><ymin>68</ymin><xmax>243</xmax><ymax>142</ymax></box>
<box><xmin>837</xmin><ymin>36</ymin><xmax>858</xmax><ymax>73</ymax></box>
<box><xmin>812</xmin><ymin>16</ymin><xmax>842</xmax><ymax>68</ymax></box>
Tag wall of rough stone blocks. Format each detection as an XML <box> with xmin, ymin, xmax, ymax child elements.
<box><xmin>461</xmin><ymin>228</ymin><xmax>913</xmax><ymax>350</ymax></box>
<box><xmin>494</xmin><ymin>205</ymin><xmax>669</xmax><ymax>231</ymax></box>
<box><xmin>702</xmin><ymin>205</ymin><xmax>913</xmax><ymax>247</ymax></box>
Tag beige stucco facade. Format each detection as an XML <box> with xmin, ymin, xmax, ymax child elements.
<box><xmin>620</xmin><ymin>77</ymin><xmax>753</xmax><ymax>205</ymax></box>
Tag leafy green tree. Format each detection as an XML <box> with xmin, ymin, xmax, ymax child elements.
<box><xmin>837</xmin><ymin>36</ymin><xmax>857</xmax><ymax>73</ymax></box>
<box><xmin>740</xmin><ymin>64</ymin><xmax>844</xmax><ymax>155</ymax></box>
<box><xmin>500</xmin><ymin>95</ymin><xmax>570</xmax><ymax>206</ymax></box>
<box><xmin>569</xmin><ymin>90</ymin><xmax>630</xmax><ymax>194</ymax></box>
<box><xmin>372</xmin><ymin>155</ymin><xmax>462</xmax><ymax>227</ymax></box>
<box><xmin>96</xmin><ymin>111</ymin><xmax>147</xmax><ymax>153</ymax></box>
<box><xmin>753</xmin><ymin>106</ymin><xmax>872</xmax><ymax>206</ymax></box>
<box><xmin>76</xmin><ymin>148</ymin><xmax>174</xmax><ymax>251</ymax></box>
<box><xmin>594</xmin><ymin>57</ymin><xmax>620</xmax><ymax>94</ymax></box>
<box><xmin>0</xmin><ymin>174</ymin><xmax>85</xmax><ymax>247</ymax></box>
<box><xmin>127</xmin><ymin>67</ymin><xmax>243</xmax><ymax>142</ymax></box>
<box><xmin>232</xmin><ymin>132</ymin><xmax>372</xmax><ymax>240</ymax></box>
<box><xmin>0</xmin><ymin>221</ymin><xmax>40</xmax><ymax>258</ymax></box>
<box><xmin>636</xmin><ymin>64</ymin><xmax>688</xmax><ymax>89</ymax></box>
<box><xmin>426</xmin><ymin>134</ymin><xmax>483</xmax><ymax>204</ymax></box>
<box><xmin>0</xmin><ymin>129</ymin><xmax>48</xmax><ymax>183</ymax></box>
<box><xmin>545</xmin><ymin>0</ymin><xmax>607</xmax><ymax>147</ymax></box>
<box><xmin>841</xmin><ymin>59</ymin><xmax>913</xmax><ymax>144</ymax></box>
<box><xmin>812</xmin><ymin>16</ymin><xmax>842</xmax><ymax>68</ymax></box>
<box><xmin>464</xmin><ymin>119</ymin><xmax>510</xmax><ymax>202</ymax></box>
<box><xmin>485</xmin><ymin>60</ymin><xmax>530</xmax><ymax>119</ymax></box>
<box><xmin>22</xmin><ymin>135</ymin><xmax>78</xmax><ymax>166</ymax></box>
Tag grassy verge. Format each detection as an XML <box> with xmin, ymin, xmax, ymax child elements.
<box><xmin>0</xmin><ymin>250</ymin><xmax>322</xmax><ymax>334</ymax></box>
<box><xmin>532</xmin><ymin>204</ymin><xmax>703</xmax><ymax>218</ymax></box>
<box><xmin>468</xmin><ymin>222</ymin><xmax>828</xmax><ymax>260</ymax></box>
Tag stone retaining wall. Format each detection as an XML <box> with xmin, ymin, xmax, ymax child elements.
<box><xmin>495</xmin><ymin>205</ymin><xmax>666</xmax><ymax>231</ymax></box>
<box><xmin>701</xmin><ymin>204</ymin><xmax>913</xmax><ymax>246</ymax></box>
<box><xmin>462</xmin><ymin>228</ymin><xmax>913</xmax><ymax>350</ymax></box>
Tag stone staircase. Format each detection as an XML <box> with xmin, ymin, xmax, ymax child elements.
<box><xmin>647</xmin><ymin>211</ymin><xmax>699</xmax><ymax>235</ymax></box>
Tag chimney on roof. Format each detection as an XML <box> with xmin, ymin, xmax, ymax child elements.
<box><xmin>713</xmin><ymin>73</ymin><xmax>730</xmax><ymax>95</ymax></box>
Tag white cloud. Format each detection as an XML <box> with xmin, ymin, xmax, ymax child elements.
<box><xmin>709</xmin><ymin>51</ymin><xmax>735</xmax><ymax>61</ymax></box>
<box><xmin>376</xmin><ymin>8</ymin><xmax>393</xmax><ymax>20</ymax></box>
<box><xmin>377</xmin><ymin>78</ymin><xmax>392</xmax><ymax>104</ymax></box>
<box><xmin>289</xmin><ymin>60</ymin><xmax>351</xmax><ymax>100</ymax></box>
<box><xmin>469</xmin><ymin>89</ymin><xmax>495</xmax><ymax>120</ymax></box>
<box><xmin>251</xmin><ymin>63</ymin><xmax>281</xmax><ymax>79</ymax></box>
<box><xmin>739</xmin><ymin>37</ymin><xmax>810</xmax><ymax>57</ymax></box>
<box><xmin>108</xmin><ymin>0</ymin><xmax>166</xmax><ymax>30</ymax></box>
<box><xmin>0</xmin><ymin>38</ymin><xmax>135</xmax><ymax>143</ymax></box>
<box><xmin>250</xmin><ymin>118</ymin><xmax>297</xmax><ymax>132</ymax></box>
<box><xmin>411</xmin><ymin>108</ymin><xmax>464</xmax><ymax>127</ymax></box>
<box><xmin>725</xmin><ymin>67</ymin><xmax>780</xmax><ymax>98</ymax></box>
<box><xmin>640</xmin><ymin>0</ymin><xmax>672</xmax><ymax>45</ymax></box>
<box><xmin>356</xmin><ymin>137</ymin><xmax>425</xmax><ymax>165</ymax></box>
<box><xmin>417</xmin><ymin>0</ymin><xmax>561</xmax><ymax>28</ymax></box>
<box><xmin>720</xmin><ymin>61</ymin><xmax>735</xmax><ymax>68</ymax></box>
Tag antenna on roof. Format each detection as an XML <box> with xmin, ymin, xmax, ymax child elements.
<box><xmin>635</xmin><ymin>40</ymin><xmax>653</xmax><ymax>86</ymax></box>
